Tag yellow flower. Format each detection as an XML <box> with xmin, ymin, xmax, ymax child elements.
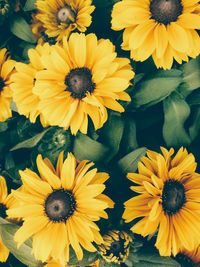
<box><xmin>123</xmin><ymin>147</ymin><xmax>200</xmax><ymax>256</ymax></box>
<box><xmin>98</xmin><ymin>230</ymin><xmax>132</xmax><ymax>264</ymax></box>
<box><xmin>33</xmin><ymin>32</ymin><xmax>134</xmax><ymax>135</ymax></box>
<box><xmin>31</xmin><ymin>13</ymin><xmax>57</xmax><ymax>45</ymax></box>
<box><xmin>0</xmin><ymin>176</ymin><xmax>20</xmax><ymax>262</ymax></box>
<box><xmin>111</xmin><ymin>0</ymin><xmax>200</xmax><ymax>69</ymax></box>
<box><xmin>10</xmin><ymin>43</ymin><xmax>51</xmax><ymax>126</ymax></box>
<box><xmin>35</xmin><ymin>0</ymin><xmax>95</xmax><ymax>42</ymax></box>
<box><xmin>175</xmin><ymin>245</ymin><xmax>200</xmax><ymax>266</ymax></box>
<box><xmin>0</xmin><ymin>48</ymin><xmax>15</xmax><ymax>122</ymax></box>
<box><xmin>7</xmin><ymin>152</ymin><xmax>114</xmax><ymax>264</ymax></box>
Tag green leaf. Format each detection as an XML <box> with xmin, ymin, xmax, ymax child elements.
<box><xmin>0</xmin><ymin>224</ymin><xmax>43</xmax><ymax>267</ymax></box>
<box><xmin>10</xmin><ymin>128</ymin><xmax>50</xmax><ymax>151</ymax></box>
<box><xmin>121</xmin><ymin>117</ymin><xmax>138</xmax><ymax>154</ymax></box>
<box><xmin>10</xmin><ymin>15</ymin><xmax>36</xmax><ymax>43</ymax></box>
<box><xmin>189</xmin><ymin>107</ymin><xmax>200</xmax><ymax>141</ymax></box>
<box><xmin>187</xmin><ymin>89</ymin><xmax>200</xmax><ymax>106</ymax></box>
<box><xmin>23</xmin><ymin>0</ymin><xmax>36</xmax><ymax>11</ymax></box>
<box><xmin>98</xmin><ymin>259</ymin><xmax>119</xmax><ymax>267</ymax></box>
<box><xmin>134</xmin><ymin>248</ymin><xmax>180</xmax><ymax>267</ymax></box>
<box><xmin>100</xmin><ymin>113</ymin><xmax>124</xmax><ymax>162</ymax></box>
<box><xmin>4</xmin><ymin>152</ymin><xmax>15</xmax><ymax>170</ymax></box>
<box><xmin>131</xmin><ymin>70</ymin><xmax>182</xmax><ymax>109</ymax></box>
<box><xmin>0</xmin><ymin>122</ymin><xmax>8</xmax><ymax>132</ymax></box>
<box><xmin>73</xmin><ymin>133</ymin><xmax>109</xmax><ymax>162</ymax></box>
<box><xmin>118</xmin><ymin>147</ymin><xmax>147</xmax><ymax>174</ymax></box>
<box><xmin>163</xmin><ymin>91</ymin><xmax>191</xmax><ymax>147</ymax></box>
<box><xmin>181</xmin><ymin>57</ymin><xmax>200</xmax><ymax>92</ymax></box>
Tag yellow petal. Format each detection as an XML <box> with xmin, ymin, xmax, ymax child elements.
<box><xmin>61</xmin><ymin>153</ymin><xmax>76</xmax><ymax>190</ymax></box>
<box><xmin>167</xmin><ymin>22</ymin><xmax>189</xmax><ymax>52</ymax></box>
<box><xmin>154</xmin><ymin>24</ymin><xmax>168</xmax><ymax>58</ymax></box>
<box><xmin>36</xmin><ymin>155</ymin><xmax>61</xmax><ymax>189</ymax></box>
<box><xmin>14</xmin><ymin>217</ymin><xmax>49</xmax><ymax>247</ymax></box>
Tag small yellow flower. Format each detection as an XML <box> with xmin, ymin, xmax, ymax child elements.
<box><xmin>98</xmin><ymin>230</ymin><xmax>132</xmax><ymax>264</ymax></box>
<box><xmin>31</xmin><ymin>13</ymin><xmax>57</xmax><ymax>45</ymax></box>
<box><xmin>123</xmin><ymin>147</ymin><xmax>200</xmax><ymax>256</ymax></box>
<box><xmin>35</xmin><ymin>0</ymin><xmax>95</xmax><ymax>42</ymax></box>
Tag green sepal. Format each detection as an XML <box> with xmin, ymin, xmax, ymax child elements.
<box><xmin>131</xmin><ymin>70</ymin><xmax>182</xmax><ymax>110</ymax></box>
<box><xmin>10</xmin><ymin>127</ymin><xmax>51</xmax><ymax>151</ymax></box>
<box><xmin>118</xmin><ymin>147</ymin><xmax>147</xmax><ymax>173</ymax></box>
<box><xmin>23</xmin><ymin>0</ymin><xmax>36</xmax><ymax>11</ymax></box>
<box><xmin>10</xmin><ymin>14</ymin><xmax>36</xmax><ymax>43</ymax></box>
<box><xmin>35</xmin><ymin>127</ymin><xmax>72</xmax><ymax>166</ymax></box>
<box><xmin>0</xmin><ymin>223</ymin><xmax>44</xmax><ymax>267</ymax></box>
<box><xmin>163</xmin><ymin>91</ymin><xmax>191</xmax><ymax>147</ymax></box>
<box><xmin>73</xmin><ymin>132</ymin><xmax>110</xmax><ymax>162</ymax></box>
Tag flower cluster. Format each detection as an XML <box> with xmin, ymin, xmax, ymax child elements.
<box><xmin>0</xmin><ymin>0</ymin><xmax>200</xmax><ymax>266</ymax></box>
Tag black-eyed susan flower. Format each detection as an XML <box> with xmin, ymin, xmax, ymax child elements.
<box><xmin>98</xmin><ymin>230</ymin><xmax>132</xmax><ymax>264</ymax></box>
<box><xmin>123</xmin><ymin>147</ymin><xmax>200</xmax><ymax>256</ymax></box>
<box><xmin>7</xmin><ymin>152</ymin><xmax>114</xmax><ymax>264</ymax></box>
<box><xmin>0</xmin><ymin>176</ymin><xmax>20</xmax><ymax>262</ymax></box>
<box><xmin>33</xmin><ymin>32</ymin><xmax>134</xmax><ymax>135</ymax></box>
<box><xmin>35</xmin><ymin>0</ymin><xmax>95</xmax><ymax>42</ymax></box>
<box><xmin>0</xmin><ymin>48</ymin><xmax>15</xmax><ymax>122</ymax></box>
<box><xmin>10</xmin><ymin>43</ymin><xmax>51</xmax><ymax>126</ymax></box>
<box><xmin>111</xmin><ymin>0</ymin><xmax>200</xmax><ymax>70</ymax></box>
<box><xmin>175</xmin><ymin>246</ymin><xmax>200</xmax><ymax>266</ymax></box>
<box><xmin>31</xmin><ymin>13</ymin><xmax>57</xmax><ymax>45</ymax></box>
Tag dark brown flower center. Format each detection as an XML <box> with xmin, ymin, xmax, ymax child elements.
<box><xmin>110</xmin><ymin>240</ymin><xmax>124</xmax><ymax>256</ymax></box>
<box><xmin>175</xmin><ymin>253</ymin><xmax>195</xmax><ymax>267</ymax></box>
<box><xmin>162</xmin><ymin>179</ymin><xmax>185</xmax><ymax>215</ymax></box>
<box><xmin>150</xmin><ymin>0</ymin><xmax>183</xmax><ymax>25</ymax></box>
<box><xmin>40</xmin><ymin>31</ymin><xmax>56</xmax><ymax>45</ymax></box>
<box><xmin>100</xmin><ymin>231</ymin><xmax>131</xmax><ymax>263</ymax></box>
<box><xmin>45</xmin><ymin>189</ymin><xmax>76</xmax><ymax>222</ymax></box>
<box><xmin>57</xmin><ymin>5</ymin><xmax>76</xmax><ymax>24</ymax></box>
<box><xmin>0</xmin><ymin>203</ymin><xmax>7</xmax><ymax>219</ymax></box>
<box><xmin>65</xmin><ymin>67</ymin><xmax>95</xmax><ymax>99</ymax></box>
<box><xmin>0</xmin><ymin>77</ymin><xmax>5</xmax><ymax>93</ymax></box>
